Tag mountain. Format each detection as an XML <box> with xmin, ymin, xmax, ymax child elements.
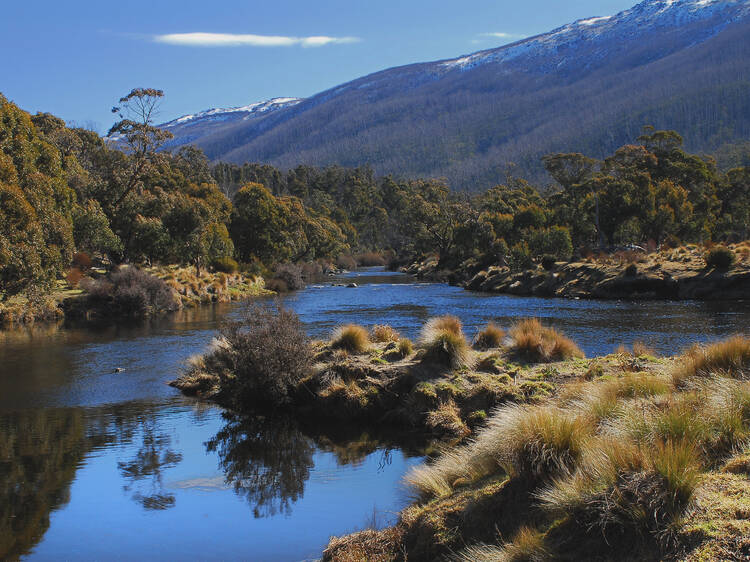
<box><xmin>161</xmin><ymin>0</ymin><xmax>750</xmax><ymax>188</ymax></box>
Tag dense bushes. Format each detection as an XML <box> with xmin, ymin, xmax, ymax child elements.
<box><xmin>80</xmin><ymin>266</ymin><xmax>178</xmax><ymax>315</ymax></box>
<box><xmin>705</xmin><ymin>246</ymin><xmax>736</xmax><ymax>269</ymax></box>
<box><xmin>202</xmin><ymin>303</ymin><xmax>312</xmax><ymax>409</ymax></box>
<box><xmin>212</xmin><ymin>257</ymin><xmax>239</xmax><ymax>273</ymax></box>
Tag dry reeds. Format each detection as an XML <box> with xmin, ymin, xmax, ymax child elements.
<box><xmin>673</xmin><ymin>335</ymin><xmax>750</xmax><ymax>386</ymax></box>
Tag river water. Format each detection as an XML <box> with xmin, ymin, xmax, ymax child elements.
<box><xmin>1</xmin><ymin>269</ymin><xmax>748</xmax><ymax>560</ymax></box>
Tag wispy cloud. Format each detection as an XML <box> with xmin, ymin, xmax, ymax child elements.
<box><xmin>153</xmin><ymin>32</ymin><xmax>360</xmax><ymax>48</ymax></box>
<box><xmin>471</xmin><ymin>32</ymin><xmax>527</xmax><ymax>45</ymax></box>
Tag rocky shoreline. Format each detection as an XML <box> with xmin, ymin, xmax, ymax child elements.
<box><xmin>403</xmin><ymin>244</ymin><xmax>750</xmax><ymax>300</ymax></box>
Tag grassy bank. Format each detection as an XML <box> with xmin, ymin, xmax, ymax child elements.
<box><xmin>1</xmin><ymin>265</ymin><xmax>271</xmax><ymax>327</ymax></box>
<box><xmin>323</xmin><ymin>334</ymin><xmax>750</xmax><ymax>561</ymax></box>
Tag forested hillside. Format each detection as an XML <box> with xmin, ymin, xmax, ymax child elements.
<box><xmin>159</xmin><ymin>0</ymin><xmax>750</xmax><ymax>188</ymax></box>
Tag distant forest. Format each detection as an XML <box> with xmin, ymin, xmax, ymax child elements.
<box><xmin>2</xmin><ymin>88</ymin><xmax>747</xmax><ymax>301</ymax></box>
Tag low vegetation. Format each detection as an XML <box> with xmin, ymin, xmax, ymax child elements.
<box><xmin>331</xmin><ymin>324</ymin><xmax>371</xmax><ymax>354</ymax></box>
<box><xmin>509</xmin><ymin>318</ymin><xmax>584</xmax><ymax>362</ymax></box>
<box><xmin>78</xmin><ymin>266</ymin><xmax>179</xmax><ymax>316</ymax></box>
<box><xmin>324</xmin><ymin>334</ymin><xmax>750</xmax><ymax>562</ymax></box>
<box><xmin>473</xmin><ymin>323</ymin><xmax>505</xmax><ymax>350</ymax></box>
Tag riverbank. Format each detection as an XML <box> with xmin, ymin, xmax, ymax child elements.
<box><xmin>404</xmin><ymin>242</ymin><xmax>750</xmax><ymax>300</ymax></box>
<box><xmin>0</xmin><ymin>265</ymin><xmax>270</xmax><ymax>326</ymax></box>
<box><xmin>324</xmin><ymin>335</ymin><xmax>750</xmax><ymax>561</ymax></box>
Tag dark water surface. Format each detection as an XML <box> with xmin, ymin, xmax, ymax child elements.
<box><xmin>1</xmin><ymin>269</ymin><xmax>748</xmax><ymax>560</ymax></box>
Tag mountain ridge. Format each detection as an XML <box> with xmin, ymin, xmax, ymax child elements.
<box><xmin>159</xmin><ymin>0</ymin><xmax>750</xmax><ymax>188</ymax></box>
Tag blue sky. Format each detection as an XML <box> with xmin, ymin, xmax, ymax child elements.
<box><xmin>3</xmin><ymin>0</ymin><xmax>636</xmax><ymax>132</ymax></box>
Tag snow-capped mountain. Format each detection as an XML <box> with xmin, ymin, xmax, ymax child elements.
<box><xmin>162</xmin><ymin>0</ymin><xmax>750</xmax><ymax>187</ymax></box>
<box><xmin>161</xmin><ymin>97</ymin><xmax>302</xmax><ymax>129</ymax></box>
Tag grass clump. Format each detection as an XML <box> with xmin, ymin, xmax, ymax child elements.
<box><xmin>371</xmin><ymin>324</ymin><xmax>400</xmax><ymax>343</ymax></box>
<box><xmin>397</xmin><ymin>338</ymin><xmax>414</xmax><ymax>358</ymax></box>
<box><xmin>509</xmin><ymin>318</ymin><xmax>583</xmax><ymax>363</ymax></box>
<box><xmin>419</xmin><ymin>316</ymin><xmax>473</xmax><ymax>369</ymax></box>
<box><xmin>458</xmin><ymin>527</ymin><xmax>550</xmax><ymax>562</ymax></box>
<box><xmin>474</xmin><ymin>323</ymin><xmax>506</xmax><ymax>350</ymax></box>
<box><xmin>426</xmin><ymin>400</ymin><xmax>470</xmax><ymax>438</ymax></box>
<box><xmin>539</xmin><ymin>438</ymin><xmax>701</xmax><ymax>548</ymax></box>
<box><xmin>673</xmin><ymin>335</ymin><xmax>750</xmax><ymax>386</ymax></box>
<box><xmin>331</xmin><ymin>324</ymin><xmax>371</xmax><ymax>354</ymax></box>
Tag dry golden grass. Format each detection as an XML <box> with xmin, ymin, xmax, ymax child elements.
<box><xmin>510</xmin><ymin>318</ymin><xmax>584</xmax><ymax>363</ymax></box>
<box><xmin>371</xmin><ymin>324</ymin><xmax>400</xmax><ymax>343</ymax></box>
<box><xmin>421</xmin><ymin>315</ymin><xmax>463</xmax><ymax>339</ymax></box>
<box><xmin>331</xmin><ymin>324</ymin><xmax>371</xmax><ymax>354</ymax></box>
<box><xmin>458</xmin><ymin>527</ymin><xmax>550</xmax><ymax>562</ymax></box>
<box><xmin>673</xmin><ymin>335</ymin><xmax>750</xmax><ymax>386</ymax></box>
<box><xmin>397</xmin><ymin>338</ymin><xmax>414</xmax><ymax>358</ymax></box>
<box><xmin>426</xmin><ymin>399</ymin><xmax>471</xmax><ymax>438</ymax></box>
<box><xmin>474</xmin><ymin>323</ymin><xmax>506</xmax><ymax>350</ymax></box>
<box><xmin>419</xmin><ymin>316</ymin><xmax>474</xmax><ymax>369</ymax></box>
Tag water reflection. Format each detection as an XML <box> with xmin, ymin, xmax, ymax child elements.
<box><xmin>118</xmin><ymin>421</ymin><xmax>183</xmax><ymax>511</ymax></box>
<box><xmin>0</xmin><ymin>408</ymin><xmax>86</xmax><ymax>559</ymax></box>
<box><xmin>205</xmin><ymin>413</ymin><xmax>315</xmax><ymax>518</ymax></box>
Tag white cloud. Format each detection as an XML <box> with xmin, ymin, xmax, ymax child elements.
<box><xmin>153</xmin><ymin>32</ymin><xmax>360</xmax><ymax>48</ymax></box>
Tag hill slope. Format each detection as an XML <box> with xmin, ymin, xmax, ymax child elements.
<box><xmin>162</xmin><ymin>0</ymin><xmax>750</xmax><ymax>188</ymax></box>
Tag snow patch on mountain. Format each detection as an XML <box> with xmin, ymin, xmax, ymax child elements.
<box><xmin>440</xmin><ymin>0</ymin><xmax>750</xmax><ymax>71</ymax></box>
<box><xmin>162</xmin><ymin>97</ymin><xmax>303</xmax><ymax>128</ymax></box>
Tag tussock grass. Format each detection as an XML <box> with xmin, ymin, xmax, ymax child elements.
<box><xmin>458</xmin><ymin>527</ymin><xmax>549</xmax><ymax>562</ymax></box>
<box><xmin>426</xmin><ymin>400</ymin><xmax>471</xmax><ymax>438</ymax></box>
<box><xmin>673</xmin><ymin>335</ymin><xmax>750</xmax><ymax>386</ymax></box>
<box><xmin>539</xmin><ymin>438</ymin><xmax>701</xmax><ymax>547</ymax></box>
<box><xmin>420</xmin><ymin>316</ymin><xmax>474</xmax><ymax>369</ymax></box>
<box><xmin>474</xmin><ymin>323</ymin><xmax>506</xmax><ymax>350</ymax></box>
<box><xmin>509</xmin><ymin>318</ymin><xmax>583</xmax><ymax>363</ymax></box>
<box><xmin>371</xmin><ymin>324</ymin><xmax>400</xmax><ymax>343</ymax></box>
<box><xmin>397</xmin><ymin>338</ymin><xmax>414</xmax><ymax>358</ymax></box>
<box><xmin>331</xmin><ymin>324</ymin><xmax>371</xmax><ymax>354</ymax></box>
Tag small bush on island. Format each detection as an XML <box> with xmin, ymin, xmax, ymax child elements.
<box><xmin>419</xmin><ymin>316</ymin><xmax>473</xmax><ymax>369</ymax></box>
<box><xmin>80</xmin><ymin>266</ymin><xmax>179</xmax><ymax>316</ymax></box>
<box><xmin>271</xmin><ymin>263</ymin><xmax>305</xmax><ymax>291</ymax></box>
<box><xmin>331</xmin><ymin>324</ymin><xmax>371</xmax><ymax>354</ymax></box>
<box><xmin>705</xmin><ymin>246</ymin><xmax>736</xmax><ymax>270</ymax></box>
<box><xmin>510</xmin><ymin>318</ymin><xmax>583</xmax><ymax>363</ymax></box>
<box><xmin>474</xmin><ymin>323</ymin><xmax>505</xmax><ymax>350</ymax></box>
<box><xmin>194</xmin><ymin>302</ymin><xmax>312</xmax><ymax>409</ymax></box>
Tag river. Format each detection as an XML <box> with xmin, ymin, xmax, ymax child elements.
<box><xmin>1</xmin><ymin>268</ymin><xmax>748</xmax><ymax>560</ymax></box>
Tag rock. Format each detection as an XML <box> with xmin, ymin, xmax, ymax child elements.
<box><xmin>114</xmin><ymin>368</ymin><xmax>124</xmax><ymax>373</ymax></box>
<box><xmin>347</xmin><ymin>283</ymin><xmax>358</xmax><ymax>288</ymax></box>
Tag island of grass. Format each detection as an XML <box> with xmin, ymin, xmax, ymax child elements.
<box><xmin>170</xmin><ymin>305</ymin><xmax>750</xmax><ymax>561</ymax></box>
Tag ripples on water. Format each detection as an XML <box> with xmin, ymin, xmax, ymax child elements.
<box><xmin>0</xmin><ymin>268</ymin><xmax>748</xmax><ymax>560</ymax></box>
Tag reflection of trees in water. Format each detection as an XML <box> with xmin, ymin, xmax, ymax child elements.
<box><xmin>0</xmin><ymin>408</ymin><xmax>86</xmax><ymax>559</ymax></box>
<box><xmin>207</xmin><ymin>414</ymin><xmax>432</xmax><ymax>519</ymax></box>
<box><xmin>117</xmin><ymin>421</ymin><xmax>183</xmax><ymax>511</ymax></box>
<box><xmin>205</xmin><ymin>413</ymin><xmax>315</xmax><ymax>518</ymax></box>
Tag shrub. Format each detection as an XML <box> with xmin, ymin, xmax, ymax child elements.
<box><xmin>331</xmin><ymin>324</ymin><xmax>371</xmax><ymax>353</ymax></box>
<box><xmin>541</xmin><ymin>254</ymin><xmax>556</xmax><ymax>271</ymax></box>
<box><xmin>355</xmin><ymin>252</ymin><xmax>387</xmax><ymax>267</ymax></box>
<box><xmin>528</xmin><ymin>226</ymin><xmax>574</xmax><ymax>261</ymax></box>
<box><xmin>474</xmin><ymin>323</ymin><xmax>505</xmax><ymax>350</ymax></box>
<box><xmin>624</xmin><ymin>263</ymin><xmax>638</xmax><ymax>277</ymax></box>
<box><xmin>371</xmin><ymin>324</ymin><xmax>400</xmax><ymax>343</ymax></box>
<box><xmin>336</xmin><ymin>255</ymin><xmax>357</xmax><ymax>270</ymax></box>
<box><xmin>265</xmin><ymin>277</ymin><xmax>289</xmax><ymax>293</ymax></box>
<box><xmin>72</xmin><ymin>252</ymin><xmax>92</xmax><ymax>271</ymax></box>
<box><xmin>272</xmin><ymin>263</ymin><xmax>305</xmax><ymax>291</ymax></box>
<box><xmin>420</xmin><ymin>317</ymin><xmax>473</xmax><ymax>369</ymax></box>
<box><xmin>510</xmin><ymin>242</ymin><xmax>533</xmax><ymax>271</ymax></box>
<box><xmin>212</xmin><ymin>257</ymin><xmax>239</xmax><ymax>273</ymax></box>
<box><xmin>705</xmin><ymin>246</ymin><xmax>736</xmax><ymax>270</ymax></box>
<box><xmin>510</xmin><ymin>318</ymin><xmax>584</xmax><ymax>363</ymax></box>
<box><xmin>66</xmin><ymin>267</ymin><xmax>84</xmax><ymax>288</ymax></box>
<box><xmin>80</xmin><ymin>266</ymin><xmax>179</xmax><ymax>316</ymax></box>
<box><xmin>205</xmin><ymin>302</ymin><xmax>313</xmax><ymax>409</ymax></box>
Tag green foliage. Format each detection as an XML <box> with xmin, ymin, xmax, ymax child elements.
<box><xmin>705</xmin><ymin>246</ymin><xmax>736</xmax><ymax>270</ymax></box>
<box><xmin>212</xmin><ymin>257</ymin><xmax>239</xmax><ymax>274</ymax></box>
